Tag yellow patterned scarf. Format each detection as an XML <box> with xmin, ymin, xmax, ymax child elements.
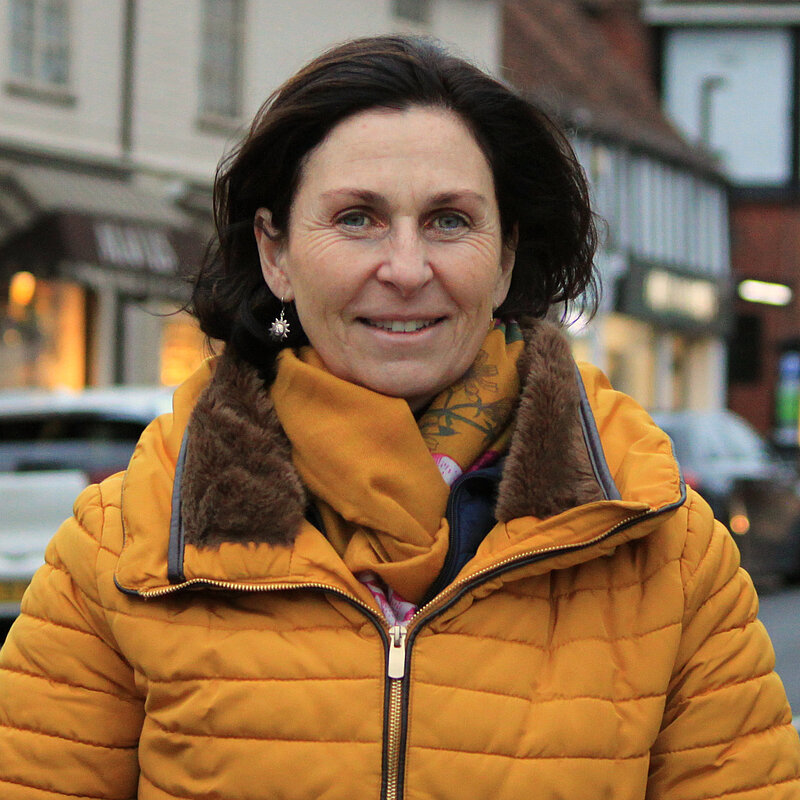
<box><xmin>270</xmin><ymin>321</ymin><xmax>524</xmax><ymax>604</ymax></box>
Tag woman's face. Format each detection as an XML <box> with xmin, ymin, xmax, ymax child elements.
<box><xmin>255</xmin><ymin>106</ymin><xmax>515</xmax><ymax>411</ymax></box>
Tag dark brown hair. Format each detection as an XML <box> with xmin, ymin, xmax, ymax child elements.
<box><xmin>191</xmin><ymin>34</ymin><xmax>598</xmax><ymax>376</ymax></box>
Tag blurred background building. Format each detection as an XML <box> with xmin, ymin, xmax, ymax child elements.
<box><xmin>644</xmin><ymin>0</ymin><xmax>800</xmax><ymax>447</ymax></box>
<box><xmin>2</xmin><ymin>0</ymin><xmax>797</xmax><ymax>449</ymax></box>
<box><xmin>505</xmin><ymin>0</ymin><xmax>730</xmax><ymax>412</ymax></box>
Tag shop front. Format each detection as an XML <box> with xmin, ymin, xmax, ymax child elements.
<box><xmin>571</xmin><ymin>257</ymin><xmax>732</xmax><ymax>411</ymax></box>
<box><xmin>0</xmin><ymin>162</ymin><xmax>210</xmax><ymax>390</ymax></box>
<box><xmin>619</xmin><ymin>260</ymin><xmax>731</xmax><ymax>411</ymax></box>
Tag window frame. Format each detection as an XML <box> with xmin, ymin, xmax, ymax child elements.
<box><xmin>392</xmin><ymin>0</ymin><xmax>431</xmax><ymax>25</ymax></box>
<box><xmin>197</xmin><ymin>0</ymin><xmax>245</xmax><ymax>129</ymax></box>
<box><xmin>6</xmin><ymin>0</ymin><xmax>73</xmax><ymax>102</ymax></box>
<box><xmin>660</xmin><ymin>24</ymin><xmax>797</xmax><ymax>192</ymax></box>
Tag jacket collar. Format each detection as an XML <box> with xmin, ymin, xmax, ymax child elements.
<box><xmin>116</xmin><ymin>319</ymin><xmax>685</xmax><ymax>597</ymax></box>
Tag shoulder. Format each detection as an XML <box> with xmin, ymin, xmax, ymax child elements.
<box><xmin>678</xmin><ymin>486</ymin><xmax>749</xmax><ymax>616</ymax></box>
<box><xmin>37</xmin><ymin>474</ymin><xmax>125</xmax><ymax>601</ymax></box>
<box><xmin>43</xmin><ymin>361</ymin><xmax>217</xmax><ymax>594</ymax></box>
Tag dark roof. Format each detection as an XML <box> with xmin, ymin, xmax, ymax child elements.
<box><xmin>502</xmin><ymin>0</ymin><xmax>722</xmax><ymax>175</ymax></box>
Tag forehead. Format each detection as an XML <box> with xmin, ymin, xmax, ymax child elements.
<box><xmin>295</xmin><ymin>106</ymin><xmax>494</xmax><ymax>195</ymax></box>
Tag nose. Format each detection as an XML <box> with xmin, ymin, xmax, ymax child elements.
<box><xmin>375</xmin><ymin>223</ymin><xmax>433</xmax><ymax>296</ymax></box>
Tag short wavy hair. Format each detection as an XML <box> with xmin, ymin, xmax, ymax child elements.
<box><xmin>191</xmin><ymin>34</ymin><xmax>598</xmax><ymax>376</ymax></box>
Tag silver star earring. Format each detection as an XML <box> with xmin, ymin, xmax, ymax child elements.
<box><xmin>269</xmin><ymin>297</ymin><xmax>290</xmax><ymax>340</ymax></box>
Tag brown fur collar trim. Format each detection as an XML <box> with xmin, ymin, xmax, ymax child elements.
<box><xmin>494</xmin><ymin>320</ymin><xmax>605</xmax><ymax>521</ymax></box>
<box><xmin>180</xmin><ymin>352</ymin><xmax>307</xmax><ymax>549</ymax></box>
<box><xmin>181</xmin><ymin>320</ymin><xmax>605</xmax><ymax>548</ymax></box>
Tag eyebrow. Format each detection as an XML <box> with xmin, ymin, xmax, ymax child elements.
<box><xmin>320</xmin><ymin>189</ymin><xmax>384</xmax><ymax>205</ymax></box>
<box><xmin>319</xmin><ymin>188</ymin><xmax>490</xmax><ymax>207</ymax></box>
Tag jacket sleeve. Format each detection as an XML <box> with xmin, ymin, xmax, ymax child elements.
<box><xmin>647</xmin><ymin>490</ymin><xmax>800</xmax><ymax>799</ymax></box>
<box><xmin>0</xmin><ymin>479</ymin><xmax>143</xmax><ymax>800</ymax></box>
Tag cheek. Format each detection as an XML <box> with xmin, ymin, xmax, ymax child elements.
<box><xmin>448</xmin><ymin>266</ymin><xmax>505</xmax><ymax>314</ymax></box>
<box><xmin>292</xmin><ymin>282</ymin><xmax>344</xmax><ymax>325</ymax></box>
<box><xmin>293</xmin><ymin>230</ymin><xmax>347</xmax><ymax>263</ymax></box>
<box><xmin>442</xmin><ymin>239</ymin><xmax>506</xmax><ymax>301</ymax></box>
<box><xmin>284</xmin><ymin>241</ymin><xmax>355</xmax><ymax>308</ymax></box>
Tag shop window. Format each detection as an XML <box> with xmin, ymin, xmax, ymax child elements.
<box><xmin>159</xmin><ymin>312</ymin><xmax>209</xmax><ymax>386</ymax></box>
<box><xmin>0</xmin><ymin>273</ymin><xmax>85</xmax><ymax>389</ymax></box>
<box><xmin>728</xmin><ymin>313</ymin><xmax>762</xmax><ymax>384</ymax></box>
<box><xmin>120</xmin><ymin>300</ymin><xmax>209</xmax><ymax>386</ymax></box>
<box><xmin>392</xmin><ymin>0</ymin><xmax>430</xmax><ymax>24</ymax></box>
<box><xmin>198</xmin><ymin>0</ymin><xmax>243</xmax><ymax>122</ymax></box>
<box><xmin>8</xmin><ymin>0</ymin><xmax>71</xmax><ymax>89</ymax></box>
<box><xmin>671</xmin><ymin>337</ymin><xmax>689</xmax><ymax>410</ymax></box>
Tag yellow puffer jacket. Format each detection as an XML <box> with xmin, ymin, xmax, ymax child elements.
<box><xmin>1</xmin><ymin>323</ymin><xmax>799</xmax><ymax>800</ymax></box>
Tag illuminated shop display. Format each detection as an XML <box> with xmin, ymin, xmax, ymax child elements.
<box><xmin>0</xmin><ymin>275</ymin><xmax>86</xmax><ymax>390</ymax></box>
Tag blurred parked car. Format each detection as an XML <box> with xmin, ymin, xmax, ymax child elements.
<box><xmin>0</xmin><ymin>386</ymin><xmax>173</xmax><ymax>623</ymax></box>
<box><xmin>651</xmin><ymin>409</ymin><xmax>800</xmax><ymax>586</ymax></box>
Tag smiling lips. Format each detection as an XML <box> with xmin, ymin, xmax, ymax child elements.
<box><xmin>361</xmin><ymin>318</ymin><xmax>444</xmax><ymax>333</ymax></box>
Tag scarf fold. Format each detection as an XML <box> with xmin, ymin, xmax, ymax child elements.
<box><xmin>270</xmin><ymin>321</ymin><xmax>524</xmax><ymax>605</ymax></box>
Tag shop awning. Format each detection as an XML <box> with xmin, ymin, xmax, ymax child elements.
<box><xmin>0</xmin><ymin>160</ymin><xmax>209</xmax><ymax>295</ymax></box>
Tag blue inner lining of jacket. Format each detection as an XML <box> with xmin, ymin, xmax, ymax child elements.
<box><xmin>422</xmin><ymin>460</ymin><xmax>503</xmax><ymax>603</ymax></box>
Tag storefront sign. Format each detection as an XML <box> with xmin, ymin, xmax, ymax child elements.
<box><xmin>644</xmin><ymin>269</ymin><xmax>719</xmax><ymax>323</ymax></box>
<box><xmin>0</xmin><ymin>162</ymin><xmax>207</xmax><ymax>280</ymax></box>
<box><xmin>617</xmin><ymin>261</ymin><xmax>730</xmax><ymax>335</ymax></box>
<box><xmin>0</xmin><ymin>211</ymin><xmax>205</xmax><ymax>299</ymax></box>
<box><xmin>50</xmin><ymin>211</ymin><xmax>206</xmax><ymax>280</ymax></box>
<box><xmin>94</xmin><ymin>222</ymin><xmax>179</xmax><ymax>274</ymax></box>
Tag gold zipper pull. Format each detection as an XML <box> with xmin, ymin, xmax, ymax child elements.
<box><xmin>387</xmin><ymin>625</ymin><xmax>408</xmax><ymax>679</ymax></box>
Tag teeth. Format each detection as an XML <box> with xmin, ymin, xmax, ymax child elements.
<box><xmin>369</xmin><ymin>319</ymin><xmax>435</xmax><ymax>332</ymax></box>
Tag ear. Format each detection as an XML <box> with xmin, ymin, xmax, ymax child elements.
<box><xmin>254</xmin><ymin>208</ymin><xmax>294</xmax><ymax>301</ymax></box>
<box><xmin>493</xmin><ymin>225</ymin><xmax>517</xmax><ymax>309</ymax></box>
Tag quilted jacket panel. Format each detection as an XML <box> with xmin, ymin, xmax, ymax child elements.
<box><xmin>1</xmin><ymin>324</ymin><xmax>799</xmax><ymax>800</ymax></box>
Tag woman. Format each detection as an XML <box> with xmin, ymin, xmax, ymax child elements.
<box><xmin>1</xmin><ymin>35</ymin><xmax>799</xmax><ymax>800</ymax></box>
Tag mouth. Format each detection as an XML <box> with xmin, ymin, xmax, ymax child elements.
<box><xmin>359</xmin><ymin>317</ymin><xmax>444</xmax><ymax>333</ymax></box>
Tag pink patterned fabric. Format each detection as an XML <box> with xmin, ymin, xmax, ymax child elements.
<box><xmin>358</xmin><ymin>571</ymin><xmax>417</xmax><ymax>626</ymax></box>
<box><xmin>431</xmin><ymin>453</ymin><xmax>463</xmax><ymax>486</ymax></box>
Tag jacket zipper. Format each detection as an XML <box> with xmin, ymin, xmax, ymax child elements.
<box><xmin>138</xmin><ymin>575</ymin><xmax>412</xmax><ymax>800</ymax></box>
<box><xmin>386</xmin><ymin>625</ymin><xmax>408</xmax><ymax>800</ymax></box>
<box><xmin>130</xmin><ymin>506</ymin><xmax>659</xmax><ymax>800</ymax></box>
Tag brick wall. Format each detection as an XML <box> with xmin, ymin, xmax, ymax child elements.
<box><xmin>728</xmin><ymin>201</ymin><xmax>800</xmax><ymax>434</ymax></box>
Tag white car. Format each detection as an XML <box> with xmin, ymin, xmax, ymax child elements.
<box><xmin>0</xmin><ymin>470</ymin><xmax>88</xmax><ymax>619</ymax></box>
<box><xmin>0</xmin><ymin>386</ymin><xmax>173</xmax><ymax>622</ymax></box>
